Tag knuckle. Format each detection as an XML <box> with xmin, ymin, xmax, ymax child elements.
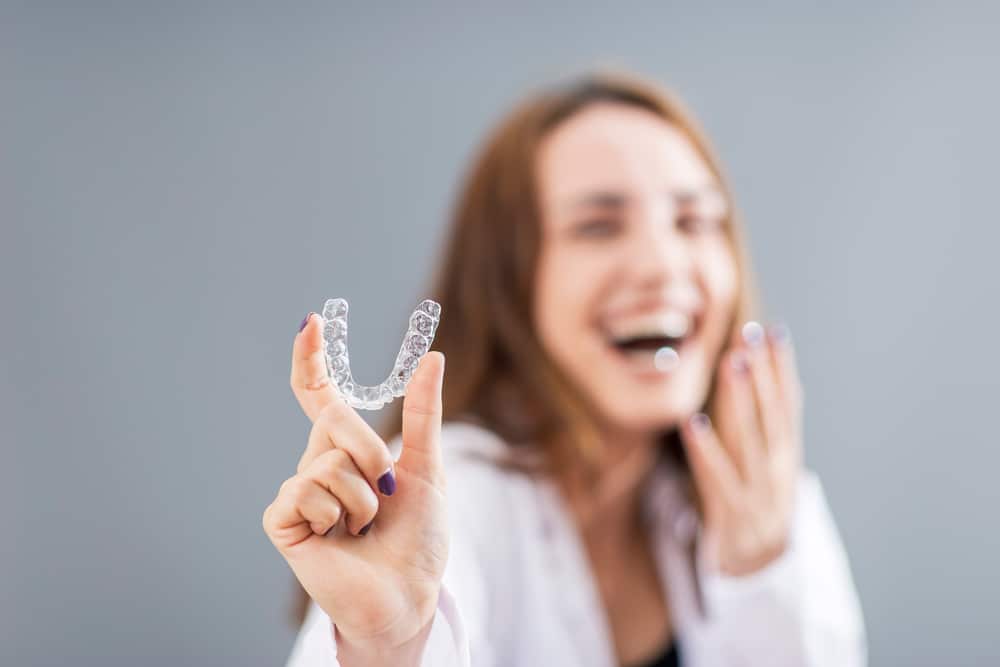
<box><xmin>321</xmin><ymin>448</ymin><xmax>350</xmax><ymax>477</ymax></box>
<box><xmin>285</xmin><ymin>477</ymin><xmax>312</xmax><ymax>505</ymax></box>
<box><xmin>376</xmin><ymin>448</ymin><xmax>394</xmax><ymax>474</ymax></box>
<box><xmin>360</xmin><ymin>442</ymin><xmax>393</xmax><ymax>477</ymax></box>
<box><xmin>328</xmin><ymin>500</ymin><xmax>343</xmax><ymax>525</ymax></box>
<box><xmin>355</xmin><ymin>493</ymin><xmax>379</xmax><ymax>523</ymax></box>
<box><xmin>320</xmin><ymin>399</ymin><xmax>351</xmax><ymax>428</ymax></box>
<box><xmin>340</xmin><ymin>485</ymin><xmax>378</xmax><ymax>523</ymax></box>
<box><xmin>303</xmin><ymin>373</ymin><xmax>332</xmax><ymax>393</ymax></box>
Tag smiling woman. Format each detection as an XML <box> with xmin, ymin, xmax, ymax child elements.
<box><xmin>380</xmin><ymin>75</ymin><xmax>760</xmax><ymax>478</ymax></box>
<box><xmin>264</xmin><ymin>72</ymin><xmax>866</xmax><ymax>667</ymax></box>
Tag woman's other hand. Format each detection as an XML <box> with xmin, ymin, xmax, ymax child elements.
<box><xmin>680</xmin><ymin>321</ymin><xmax>803</xmax><ymax>576</ymax></box>
<box><xmin>263</xmin><ymin>313</ymin><xmax>449</xmax><ymax>661</ymax></box>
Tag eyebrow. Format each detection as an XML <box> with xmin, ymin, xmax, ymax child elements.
<box><xmin>569</xmin><ymin>192</ymin><xmax>628</xmax><ymax>209</ymax></box>
<box><xmin>566</xmin><ymin>186</ymin><xmax>725</xmax><ymax>211</ymax></box>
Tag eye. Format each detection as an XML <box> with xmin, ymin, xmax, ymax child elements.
<box><xmin>677</xmin><ymin>214</ymin><xmax>725</xmax><ymax>235</ymax></box>
<box><xmin>571</xmin><ymin>218</ymin><xmax>623</xmax><ymax>239</ymax></box>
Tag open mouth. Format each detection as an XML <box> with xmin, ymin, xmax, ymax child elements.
<box><xmin>611</xmin><ymin>335</ymin><xmax>687</xmax><ymax>370</ymax></box>
<box><xmin>602</xmin><ymin>311</ymin><xmax>698</xmax><ymax>374</ymax></box>
<box><xmin>613</xmin><ymin>334</ymin><xmax>686</xmax><ymax>353</ymax></box>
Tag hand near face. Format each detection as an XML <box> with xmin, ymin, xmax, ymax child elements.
<box><xmin>680</xmin><ymin>321</ymin><xmax>803</xmax><ymax>576</ymax></box>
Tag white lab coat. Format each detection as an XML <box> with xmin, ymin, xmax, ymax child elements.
<box><xmin>286</xmin><ymin>422</ymin><xmax>866</xmax><ymax>666</ymax></box>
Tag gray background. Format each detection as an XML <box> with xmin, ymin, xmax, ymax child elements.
<box><xmin>4</xmin><ymin>2</ymin><xmax>998</xmax><ymax>665</ymax></box>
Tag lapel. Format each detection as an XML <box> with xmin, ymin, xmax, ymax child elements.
<box><xmin>643</xmin><ymin>459</ymin><xmax>706</xmax><ymax>646</ymax></box>
<box><xmin>536</xmin><ymin>480</ymin><xmax>619</xmax><ymax>667</ymax></box>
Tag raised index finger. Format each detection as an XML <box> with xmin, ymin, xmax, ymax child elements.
<box><xmin>290</xmin><ymin>313</ymin><xmax>339</xmax><ymax>422</ymax></box>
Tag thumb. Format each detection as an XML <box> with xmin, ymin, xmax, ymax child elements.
<box><xmin>398</xmin><ymin>351</ymin><xmax>446</xmax><ymax>485</ymax></box>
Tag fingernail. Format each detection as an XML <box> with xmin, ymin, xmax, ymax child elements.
<box><xmin>377</xmin><ymin>469</ymin><xmax>396</xmax><ymax>496</ymax></box>
<box><xmin>690</xmin><ymin>412</ymin><xmax>710</xmax><ymax>432</ymax></box>
<box><xmin>730</xmin><ymin>350</ymin><xmax>750</xmax><ymax>374</ymax></box>
<box><xmin>768</xmin><ymin>322</ymin><xmax>790</xmax><ymax>344</ymax></box>
<box><xmin>741</xmin><ymin>321</ymin><xmax>765</xmax><ymax>348</ymax></box>
<box><xmin>298</xmin><ymin>312</ymin><xmax>313</xmax><ymax>333</ymax></box>
<box><xmin>359</xmin><ymin>521</ymin><xmax>372</xmax><ymax>536</ymax></box>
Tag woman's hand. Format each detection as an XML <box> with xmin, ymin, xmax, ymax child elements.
<box><xmin>680</xmin><ymin>321</ymin><xmax>803</xmax><ymax>576</ymax></box>
<box><xmin>263</xmin><ymin>314</ymin><xmax>449</xmax><ymax>661</ymax></box>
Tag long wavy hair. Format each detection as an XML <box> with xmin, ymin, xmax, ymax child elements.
<box><xmin>291</xmin><ymin>71</ymin><xmax>761</xmax><ymax>625</ymax></box>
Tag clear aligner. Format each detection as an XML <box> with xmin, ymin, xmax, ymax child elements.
<box><xmin>320</xmin><ymin>298</ymin><xmax>441</xmax><ymax>410</ymax></box>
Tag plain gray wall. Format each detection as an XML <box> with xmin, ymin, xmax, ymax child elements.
<box><xmin>4</xmin><ymin>2</ymin><xmax>999</xmax><ymax>665</ymax></box>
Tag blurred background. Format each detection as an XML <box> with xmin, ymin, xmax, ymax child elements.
<box><xmin>4</xmin><ymin>2</ymin><xmax>999</xmax><ymax>665</ymax></box>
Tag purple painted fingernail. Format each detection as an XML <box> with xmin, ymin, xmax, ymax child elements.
<box><xmin>741</xmin><ymin>321</ymin><xmax>765</xmax><ymax>348</ymax></box>
<box><xmin>377</xmin><ymin>469</ymin><xmax>396</xmax><ymax>496</ymax></box>
<box><xmin>768</xmin><ymin>322</ymin><xmax>790</xmax><ymax>344</ymax></box>
<box><xmin>691</xmin><ymin>412</ymin><xmax>710</xmax><ymax>432</ymax></box>
<box><xmin>359</xmin><ymin>521</ymin><xmax>372</xmax><ymax>536</ymax></box>
<box><xmin>298</xmin><ymin>312</ymin><xmax>313</xmax><ymax>333</ymax></box>
<box><xmin>730</xmin><ymin>351</ymin><xmax>750</xmax><ymax>374</ymax></box>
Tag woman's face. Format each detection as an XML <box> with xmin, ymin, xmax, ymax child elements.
<box><xmin>534</xmin><ymin>103</ymin><xmax>738</xmax><ymax>438</ymax></box>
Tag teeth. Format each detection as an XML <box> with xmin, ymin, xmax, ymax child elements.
<box><xmin>662</xmin><ymin>312</ymin><xmax>690</xmax><ymax>338</ymax></box>
<box><xmin>321</xmin><ymin>298</ymin><xmax>441</xmax><ymax>410</ymax></box>
<box><xmin>608</xmin><ymin>311</ymin><xmax>692</xmax><ymax>343</ymax></box>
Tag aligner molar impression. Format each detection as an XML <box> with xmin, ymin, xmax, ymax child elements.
<box><xmin>320</xmin><ymin>298</ymin><xmax>441</xmax><ymax>410</ymax></box>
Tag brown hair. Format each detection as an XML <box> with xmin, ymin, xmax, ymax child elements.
<box><xmin>290</xmin><ymin>71</ymin><xmax>761</xmax><ymax>625</ymax></box>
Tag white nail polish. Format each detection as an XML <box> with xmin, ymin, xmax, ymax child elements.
<box><xmin>741</xmin><ymin>321</ymin><xmax>765</xmax><ymax>347</ymax></box>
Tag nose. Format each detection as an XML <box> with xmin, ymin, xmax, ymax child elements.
<box><xmin>625</xmin><ymin>204</ymin><xmax>694</xmax><ymax>289</ymax></box>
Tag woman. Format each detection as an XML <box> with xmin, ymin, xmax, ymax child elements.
<box><xmin>263</xmin><ymin>72</ymin><xmax>866</xmax><ymax>666</ymax></box>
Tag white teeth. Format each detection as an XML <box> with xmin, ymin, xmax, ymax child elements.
<box><xmin>321</xmin><ymin>298</ymin><xmax>441</xmax><ymax>410</ymax></box>
<box><xmin>662</xmin><ymin>312</ymin><xmax>689</xmax><ymax>338</ymax></box>
<box><xmin>608</xmin><ymin>311</ymin><xmax>692</xmax><ymax>342</ymax></box>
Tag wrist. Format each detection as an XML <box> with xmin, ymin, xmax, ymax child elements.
<box><xmin>332</xmin><ymin>597</ymin><xmax>438</xmax><ymax>667</ymax></box>
<box><xmin>334</xmin><ymin>619</ymin><xmax>434</xmax><ymax>667</ymax></box>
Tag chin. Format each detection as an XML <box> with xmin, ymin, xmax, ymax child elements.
<box><xmin>601</xmin><ymin>396</ymin><xmax>697</xmax><ymax>435</ymax></box>
<box><xmin>563</xmin><ymin>339</ymin><xmax>716</xmax><ymax>437</ymax></box>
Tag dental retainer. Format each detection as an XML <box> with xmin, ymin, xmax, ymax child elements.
<box><xmin>320</xmin><ymin>298</ymin><xmax>441</xmax><ymax>410</ymax></box>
